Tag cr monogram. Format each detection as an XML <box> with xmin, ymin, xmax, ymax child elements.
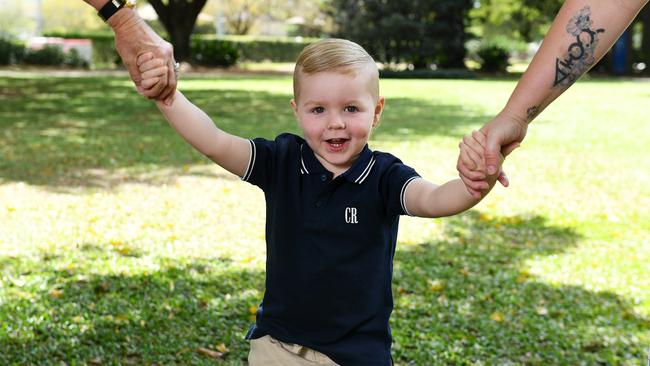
<box><xmin>345</xmin><ymin>207</ymin><xmax>358</xmax><ymax>224</ymax></box>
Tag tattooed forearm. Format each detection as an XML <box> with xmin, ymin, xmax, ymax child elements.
<box><xmin>526</xmin><ymin>106</ymin><xmax>540</xmax><ymax>122</ymax></box>
<box><xmin>553</xmin><ymin>6</ymin><xmax>605</xmax><ymax>88</ymax></box>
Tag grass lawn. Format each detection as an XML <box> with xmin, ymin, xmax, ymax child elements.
<box><xmin>0</xmin><ymin>73</ymin><xmax>649</xmax><ymax>365</ymax></box>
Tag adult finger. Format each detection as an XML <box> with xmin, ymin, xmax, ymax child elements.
<box><xmin>497</xmin><ymin>169</ymin><xmax>509</xmax><ymax>187</ymax></box>
<box><xmin>483</xmin><ymin>129</ymin><xmax>504</xmax><ymax>176</ymax></box>
<box><xmin>458</xmin><ymin>174</ymin><xmax>484</xmax><ymax>198</ymax></box>
<box><xmin>501</xmin><ymin>142</ymin><xmax>521</xmax><ymax>158</ymax></box>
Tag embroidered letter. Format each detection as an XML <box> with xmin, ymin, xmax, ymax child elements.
<box><xmin>345</xmin><ymin>207</ymin><xmax>358</xmax><ymax>224</ymax></box>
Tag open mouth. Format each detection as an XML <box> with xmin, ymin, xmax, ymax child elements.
<box><xmin>326</xmin><ymin>138</ymin><xmax>349</xmax><ymax>149</ymax></box>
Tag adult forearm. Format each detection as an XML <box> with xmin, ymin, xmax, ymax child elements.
<box><xmin>81</xmin><ymin>0</ymin><xmax>141</xmax><ymax>33</ymax></box>
<box><xmin>502</xmin><ymin>0</ymin><xmax>648</xmax><ymax>124</ymax></box>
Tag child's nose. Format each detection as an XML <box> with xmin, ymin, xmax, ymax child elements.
<box><xmin>327</xmin><ymin>113</ymin><xmax>345</xmax><ymax>129</ymax></box>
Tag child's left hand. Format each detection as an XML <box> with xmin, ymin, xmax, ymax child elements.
<box><xmin>137</xmin><ymin>52</ymin><xmax>169</xmax><ymax>92</ymax></box>
<box><xmin>458</xmin><ymin>130</ymin><xmax>505</xmax><ymax>197</ymax></box>
<box><xmin>459</xmin><ymin>130</ymin><xmax>487</xmax><ymax>178</ymax></box>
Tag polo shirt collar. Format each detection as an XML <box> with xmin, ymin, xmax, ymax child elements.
<box><xmin>300</xmin><ymin>142</ymin><xmax>376</xmax><ymax>184</ymax></box>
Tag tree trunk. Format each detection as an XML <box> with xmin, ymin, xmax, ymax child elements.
<box><xmin>640</xmin><ymin>6</ymin><xmax>650</xmax><ymax>74</ymax></box>
<box><xmin>147</xmin><ymin>0</ymin><xmax>208</xmax><ymax>62</ymax></box>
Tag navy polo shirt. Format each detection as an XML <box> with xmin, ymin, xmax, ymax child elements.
<box><xmin>242</xmin><ymin>133</ymin><xmax>419</xmax><ymax>365</ymax></box>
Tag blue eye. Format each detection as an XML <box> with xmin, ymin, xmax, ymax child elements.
<box><xmin>344</xmin><ymin>106</ymin><xmax>358</xmax><ymax>113</ymax></box>
<box><xmin>311</xmin><ymin>107</ymin><xmax>325</xmax><ymax>114</ymax></box>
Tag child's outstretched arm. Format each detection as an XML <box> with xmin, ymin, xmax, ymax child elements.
<box><xmin>138</xmin><ymin>53</ymin><xmax>250</xmax><ymax>177</ymax></box>
<box><xmin>404</xmin><ymin>131</ymin><xmax>502</xmax><ymax>218</ymax></box>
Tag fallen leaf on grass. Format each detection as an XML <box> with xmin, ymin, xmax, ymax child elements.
<box><xmin>49</xmin><ymin>289</ymin><xmax>64</xmax><ymax>299</ymax></box>
<box><xmin>516</xmin><ymin>270</ymin><xmax>531</xmax><ymax>283</ymax></box>
<box><xmin>197</xmin><ymin>347</ymin><xmax>224</xmax><ymax>359</ymax></box>
<box><xmin>536</xmin><ymin>307</ymin><xmax>549</xmax><ymax>316</ymax></box>
<box><xmin>428</xmin><ymin>279</ymin><xmax>445</xmax><ymax>292</ymax></box>
<box><xmin>490</xmin><ymin>311</ymin><xmax>505</xmax><ymax>322</ymax></box>
<box><xmin>216</xmin><ymin>343</ymin><xmax>229</xmax><ymax>353</ymax></box>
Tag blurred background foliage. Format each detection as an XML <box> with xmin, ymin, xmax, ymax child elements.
<box><xmin>0</xmin><ymin>0</ymin><xmax>648</xmax><ymax>73</ymax></box>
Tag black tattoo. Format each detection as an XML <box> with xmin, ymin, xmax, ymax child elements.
<box><xmin>526</xmin><ymin>106</ymin><xmax>540</xmax><ymax>122</ymax></box>
<box><xmin>553</xmin><ymin>6</ymin><xmax>605</xmax><ymax>88</ymax></box>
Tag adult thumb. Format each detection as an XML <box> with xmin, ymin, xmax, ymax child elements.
<box><xmin>485</xmin><ymin>134</ymin><xmax>502</xmax><ymax>175</ymax></box>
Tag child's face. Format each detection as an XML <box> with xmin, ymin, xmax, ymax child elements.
<box><xmin>291</xmin><ymin>69</ymin><xmax>384</xmax><ymax>176</ymax></box>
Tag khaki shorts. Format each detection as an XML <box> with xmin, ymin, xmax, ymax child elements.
<box><xmin>248</xmin><ymin>335</ymin><xmax>339</xmax><ymax>366</ymax></box>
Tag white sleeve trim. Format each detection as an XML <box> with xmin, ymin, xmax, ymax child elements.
<box><xmin>400</xmin><ymin>176</ymin><xmax>420</xmax><ymax>216</ymax></box>
<box><xmin>241</xmin><ymin>139</ymin><xmax>256</xmax><ymax>182</ymax></box>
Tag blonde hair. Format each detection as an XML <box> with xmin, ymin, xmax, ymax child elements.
<box><xmin>293</xmin><ymin>38</ymin><xmax>379</xmax><ymax>101</ymax></box>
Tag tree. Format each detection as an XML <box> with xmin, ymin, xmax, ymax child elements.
<box><xmin>639</xmin><ymin>6</ymin><xmax>650</xmax><ymax>74</ymax></box>
<box><xmin>146</xmin><ymin>0</ymin><xmax>208</xmax><ymax>61</ymax></box>
<box><xmin>327</xmin><ymin>0</ymin><xmax>474</xmax><ymax>69</ymax></box>
<box><xmin>0</xmin><ymin>1</ymin><xmax>33</xmax><ymax>38</ymax></box>
<box><xmin>202</xmin><ymin>0</ymin><xmax>330</xmax><ymax>36</ymax></box>
<box><xmin>469</xmin><ymin>0</ymin><xmax>563</xmax><ymax>43</ymax></box>
<box><xmin>42</xmin><ymin>0</ymin><xmax>106</xmax><ymax>35</ymax></box>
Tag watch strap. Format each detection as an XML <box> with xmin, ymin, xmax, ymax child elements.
<box><xmin>98</xmin><ymin>0</ymin><xmax>126</xmax><ymax>22</ymax></box>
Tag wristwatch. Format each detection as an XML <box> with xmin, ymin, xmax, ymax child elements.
<box><xmin>98</xmin><ymin>0</ymin><xmax>136</xmax><ymax>22</ymax></box>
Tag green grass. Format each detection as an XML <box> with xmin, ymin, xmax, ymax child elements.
<box><xmin>1</xmin><ymin>73</ymin><xmax>649</xmax><ymax>365</ymax></box>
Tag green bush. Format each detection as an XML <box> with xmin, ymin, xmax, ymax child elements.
<box><xmin>191</xmin><ymin>37</ymin><xmax>239</xmax><ymax>67</ymax></box>
<box><xmin>379</xmin><ymin>68</ymin><xmax>476</xmax><ymax>79</ymax></box>
<box><xmin>45</xmin><ymin>32</ymin><xmax>118</xmax><ymax>67</ymax></box>
<box><xmin>477</xmin><ymin>44</ymin><xmax>510</xmax><ymax>72</ymax></box>
<box><xmin>193</xmin><ymin>35</ymin><xmax>317</xmax><ymax>63</ymax></box>
<box><xmin>0</xmin><ymin>38</ymin><xmax>25</xmax><ymax>65</ymax></box>
<box><xmin>64</xmin><ymin>48</ymin><xmax>90</xmax><ymax>68</ymax></box>
<box><xmin>48</xmin><ymin>32</ymin><xmax>317</xmax><ymax>67</ymax></box>
<box><xmin>23</xmin><ymin>45</ymin><xmax>67</xmax><ymax>66</ymax></box>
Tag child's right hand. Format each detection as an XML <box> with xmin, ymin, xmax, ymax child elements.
<box><xmin>137</xmin><ymin>52</ymin><xmax>169</xmax><ymax>92</ymax></box>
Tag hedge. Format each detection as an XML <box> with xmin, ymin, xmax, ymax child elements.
<box><xmin>0</xmin><ymin>38</ymin><xmax>25</xmax><ymax>65</ymax></box>
<box><xmin>44</xmin><ymin>32</ymin><xmax>117</xmax><ymax>67</ymax></box>
<box><xmin>191</xmin><ymin>37</ymin><xmax>239</xmax><ymax>67</ymax></box>
<box><xmin>47</xmin><ymin>32</ymin><xmax>316</xmax><ymax>67</ymax></box>
<box><xmin>196</xmin><ymin>35</ymin><xmax>318</xmax><ymax>62</ymax></box>
<box><xmin>379</xmin><ymin>69</ymin><xmax>477</xmax><ymax>79</ymax></box>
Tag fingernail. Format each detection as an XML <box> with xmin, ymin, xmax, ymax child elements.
<box><xmin>487</xmin><ymin>166</ymin><xmax>497</xmax><ymax>175</ymax></box>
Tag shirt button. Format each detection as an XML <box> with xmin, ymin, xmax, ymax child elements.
<box><xmin>320</xmin><ymin>174</ymin><xmax>327</xmax><ymax>182</ymax></box>
<box><xmin>316</xmin><ymin>200</ymin><xmax>323</xmax><ymax>208</ymax></box>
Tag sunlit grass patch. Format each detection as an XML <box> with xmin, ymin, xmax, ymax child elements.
<box><xmin>1</xmin><ymin>74</ymin><xmax>648</xmax><ymax>365</ymax></box>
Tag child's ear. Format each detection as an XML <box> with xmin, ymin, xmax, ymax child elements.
<box><xmin>290</xmin><ymin>99</ymin><xmax>299</xmax><ymax>119</ymax></box>
<box><xmin>372</xmin><ymin>97</ymin><xmax>385</xmax><ymax>127</ymax></box>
